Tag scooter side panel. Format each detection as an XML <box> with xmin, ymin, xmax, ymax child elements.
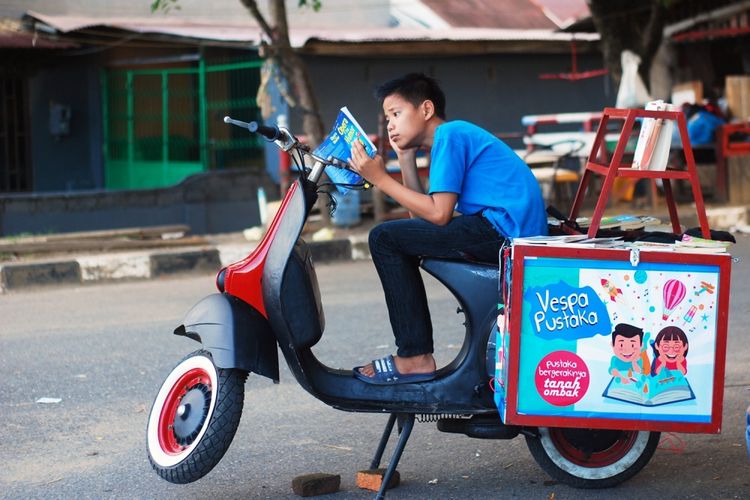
<box><xmin>294</xmin><ymin>258</ymin><xmax>502</xmax><ymax>413</ymax></box>
<box><xmin>259</xmin><ymin>178</ymin><xmax>504</xmax><ymax>412</ymax></box>
<box><xmin>175</xmin><ymin>293</ymin><xmax>280</xmax><ymax>381</ymax></box>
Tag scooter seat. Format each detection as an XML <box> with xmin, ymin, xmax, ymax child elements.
<box><xmin>421</xmin><ymin>257</ymin><xmax>499</xmax><ymax>278</ymax></box>
<box><xmin>421</xmin><ymin>258</ymin><xmax>499</xmax><ymax>318</ymax></box>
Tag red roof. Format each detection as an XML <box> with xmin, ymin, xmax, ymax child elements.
<box><xmin>421</xmin><ymin>0</ymin><xmax>589</xmax><ymax>30</ymax></box>
<box><xmin>422</xmin><ymin>0</ymin><xmax>553</xmax><ymax>29</ymax></box>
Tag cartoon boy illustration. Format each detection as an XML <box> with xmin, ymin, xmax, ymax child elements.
<box><xmin>651</xmin><ymin>326</ymin><xmax>689</xmax><ymax>376</ymax></box>
<box><xmin>609</xmin><ymin>323</ymin><xmax>650</xmax><ymax>385</ymax></box>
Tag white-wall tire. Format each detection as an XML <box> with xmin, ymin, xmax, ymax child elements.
<box><xmin>526</xmin><ymin>427</ymin><xmax>660</xmax><ymax>488</ymax></box>
<box><xmin>146</xmin><ymin>350</ymin><xmax>246</xmax><ymax>483</ymax></box>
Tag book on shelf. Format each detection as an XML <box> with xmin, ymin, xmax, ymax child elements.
<box><xmin>632</xmin><ymin>100</ymin><xmax>677</xmax><ymax>171</ymax></box>
<box><xmin>313</xmin><ymin>106</ymin><xmax>377</xmax><ymax>191</ymax></box>
<box><xmin>602</xmin><ymin>374</ymin><xmax>695</xmax><ymax>407</ymax></box>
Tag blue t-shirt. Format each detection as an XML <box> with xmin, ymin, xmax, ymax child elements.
<box><xmin>428</xmin><ymin>121</ymin><xmax>547</xmax><ymax>238</ymax></box>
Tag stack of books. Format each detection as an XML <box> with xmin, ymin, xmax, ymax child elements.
<box><xmin>674</xmin><ymin>235</ymin><xmax>732</xmax><ymax>254</ymax></box>
<box><xmin>513</xmin><ymin>235</ymin><xmax>625</xmax><ymax>248</ymax></box>
<box><xmin>575</xmin><ymin>214</ymin><xmax>663</xmax><ymax>231</ymax></box>
<box><xmin>626</xmin><ymin>235</ymin><xmax>733</xmax><ymax>254</ymax></box>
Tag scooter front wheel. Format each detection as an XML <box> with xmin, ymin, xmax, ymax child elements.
<box><xmin>525</xmin><ymin>427</ymin><xmax>660</xmax><ymax>488</ymax></box>
<box><xmin>146</xmin><ymin>350</ymin><xmax>246</xmax><ymax>483</ymax></box>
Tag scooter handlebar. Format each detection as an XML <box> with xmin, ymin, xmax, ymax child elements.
<box><xmin>223</xmin><ymin>116</ymin><xmax>281</xmax><ymax>141</ymax></box>
<box><xmin>248</xmin><ymin>121</ymin><xmax>281</xmax><ymax>141</ymax></box>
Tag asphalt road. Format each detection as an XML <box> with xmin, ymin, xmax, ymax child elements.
<box><xmin>1</xmin><ymin>240</ymin><xmax>750</xmax><ymax>499</ymax></box>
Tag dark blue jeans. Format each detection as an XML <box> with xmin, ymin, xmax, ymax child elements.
<box><xmin>368</xmin><ymin>214</ymin><xmax>505</xmax><ymax>357</ymax></box>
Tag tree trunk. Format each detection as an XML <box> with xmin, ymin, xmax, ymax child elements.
<box><xmin>240</xmin><ymin>0</ymin><xmax>324</xmax><ymax>145</ymax></box>
<box><xmin>240</xmin><ymin>0</ymin><xmax>329</xmax><ymax>222</ymax></box>
<box><xmin>587</xmin><ymin>0</ymin><xmax>666</xmax><ymax>94</ymax></box>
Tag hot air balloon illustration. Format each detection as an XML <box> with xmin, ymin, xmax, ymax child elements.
<box><xmin>662</xmin><ymin>279</ymin><xmax>686</xmax><ymax>320</ymax></box>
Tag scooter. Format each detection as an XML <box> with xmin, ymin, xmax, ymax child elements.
<box><xmin>146</xmin><ymin>117</ymin><xmax>660</xmax><ymax>497</ymax></box>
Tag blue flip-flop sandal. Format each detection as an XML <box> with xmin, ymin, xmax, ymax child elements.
<box><xmin>353</xmin><ymin>355</ymin><xmax>436</xmax><ymax>385</ymax></box>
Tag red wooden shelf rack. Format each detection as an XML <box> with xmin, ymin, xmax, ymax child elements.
<box><xmin>568</xmin><ymin>107</ymin><xmax>711</xmax><ymax>238</ymax></box>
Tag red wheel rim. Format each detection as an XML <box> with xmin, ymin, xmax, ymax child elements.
<box><xmin>157</xmin><ymin>368</ymin><xmax>212</xmax><ymax>455</ymax></box>
<box><xmin>548</xmin><ymin>428</ymin><xmax>638</xmax><ymax>468</ymax></box>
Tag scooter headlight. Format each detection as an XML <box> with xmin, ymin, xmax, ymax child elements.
<box><xmin>216</xmin><ymin>268</ymin><xmax>226</xmax><ymax>292</ymax></box>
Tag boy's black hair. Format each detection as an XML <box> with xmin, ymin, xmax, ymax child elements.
<box><xmin>375</xmin><ymin>73</ymin><xmax>446</xmax><ymax>119</ymax></box>
<box><xmin>611</xmin><ymin>323</ymin><xmax>644</xmax><ymax>344</ymax></box>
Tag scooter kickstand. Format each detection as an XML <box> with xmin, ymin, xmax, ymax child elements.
<box><xmin>369</xmin><ymin>413</ymin><xmax>415</xmax><ymax>499</ymax></box>
<box><xmin>370</xmin><ymin>413</ymin><xmax>397</xmax><ymax>470</ymax></box>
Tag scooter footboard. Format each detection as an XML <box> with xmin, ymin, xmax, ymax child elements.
<box><xmin>175</xmin><ymin>293</ymin><xmax>279</xmax><ymax>381</ymax></box>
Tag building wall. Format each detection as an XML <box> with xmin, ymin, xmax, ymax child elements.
<box><xmin>28</xmin><ymin>59</ymin><xmax>103</xmax><ymax>191</ymax></box>
<box><xmin>0</xmin><ymin>168</ymin><xmax>275</xmax><ymax>236</ymax></box>
<box><xmin>22</xmin><ymin>49</ymin><xmax>610</xmax><ymax>195</ymax></box>
<box><xmin>304</xmin><ymin>52</ymin><xmax>612</xmax><ymax>149</ymax></box>
<box><xmin>22</xmin><ymin>49</ymin><xmax>610</xmax><ymax>194</ymax></box>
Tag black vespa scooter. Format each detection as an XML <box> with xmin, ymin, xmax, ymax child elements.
<box><xmin>146</xmin><ymin>118</ymin><xmax>660</xmax><ymax>497</ymax></box>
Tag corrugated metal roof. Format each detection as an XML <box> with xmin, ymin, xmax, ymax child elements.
<box><xmin>0</xmin><ymin>17</ymin><xmax>77</xmax><ymax>48</ymax></box>
<box><xmin>27</xmin><ymin>10</ymin><xmax>599</xmax><ymax>47</ymax></box>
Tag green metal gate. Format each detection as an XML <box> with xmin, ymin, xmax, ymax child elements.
<box><xmin>101</xmin><ymin>56</ymin><xmax>265</xmax><ymax>190</ymax></box>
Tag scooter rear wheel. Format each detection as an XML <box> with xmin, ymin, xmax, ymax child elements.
<box><xmin>525</xmin><ymin>427</ymin><xmax>660</xmax><ymax>488</ymax></box>
<box><xmin>146</xmin><ymin>350</ymin><xmax>246</xmax><ymax>483</ymax></box>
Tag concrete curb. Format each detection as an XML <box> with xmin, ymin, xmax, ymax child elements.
<box><xmin>1</xmin><ymin>204</ymin><xmax>747</xmax><ymax>293</ymax></box>
<box><xmin>1</xmin><ymin>261</ymin><xmax>81</xmax><ymax>291</ymax></box>
<box><xmin>0</xmin><ymin>235</ymin><xmax>372</xmax><ymax>293</ymax></box>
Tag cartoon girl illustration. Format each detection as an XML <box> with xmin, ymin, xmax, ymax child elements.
<box><xmin>651</xmin><ymin>326</ymin><xmax>689</xmax><ymax>376</ymax></box>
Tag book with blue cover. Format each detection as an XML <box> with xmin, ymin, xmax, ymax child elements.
<box><xmin>313</xmin><ymin>106</ymin><xmax>377</xmax><ymax>191</ymax></box>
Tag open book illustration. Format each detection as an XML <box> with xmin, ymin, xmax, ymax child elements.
<box><xmin>313</xmin><ymin>106</ymin><xmax>377</xmax><ymax>191</ymax></box>
<box><xmin>603</xmin><ymin>372</ymin><xmax>695</xmax><ymax>407</ymax></box>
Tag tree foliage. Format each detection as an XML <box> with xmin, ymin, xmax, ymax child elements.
<box><xmin>150</xmin><ymin>0</ymin><xmax>181</xmax><ymax>14</ymax></box>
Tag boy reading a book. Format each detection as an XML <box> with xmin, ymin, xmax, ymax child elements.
<box><xmin>349</xmin><ymin>73</ymin><xmax>547</xmax><ymax>384</ymax></box>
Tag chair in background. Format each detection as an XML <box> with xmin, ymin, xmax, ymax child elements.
<box><xmin>523</xmin><ymin>139</ymin><xmax>586</xmax><ymax>208</ymax></box>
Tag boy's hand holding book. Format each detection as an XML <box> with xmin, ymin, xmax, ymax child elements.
<box><xmin>313</xmin><ymin>106</ymin><xmax>377</xmax><ymax>191</ymax></box>
<box><xmin>350</xmin><ymin>141</ymin><xmax>387</xmax><ymax>185</ymax></box>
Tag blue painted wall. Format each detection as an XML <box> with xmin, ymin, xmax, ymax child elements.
<box><xmin>304</xmin><ymin>52</ymin><xmax>612</xmax><ymax>150</ymax></box>
<box><xmin>28</xmin><ymin>59</ymin><xmax>103</xmax><ymax>191</ymax></box>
